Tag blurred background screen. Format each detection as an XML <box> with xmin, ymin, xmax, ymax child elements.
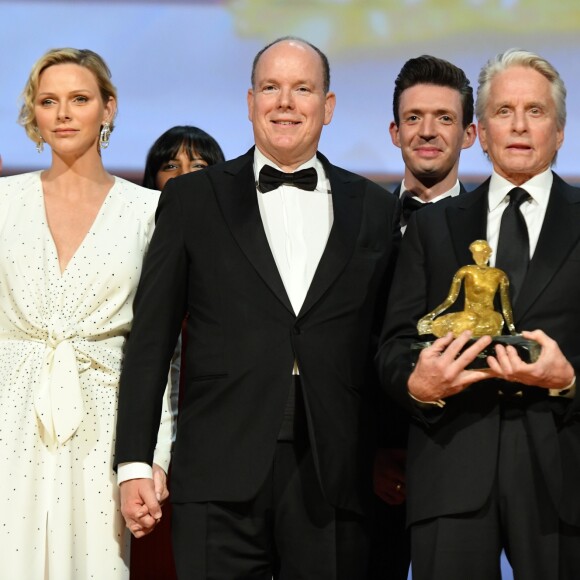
<box><xmin>1</xmin><ymin>0</ymin><xmax>579</xmax><ymax>183</ymax></box>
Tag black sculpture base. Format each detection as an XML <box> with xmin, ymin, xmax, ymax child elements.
<box><xmin>411</xmin><ymin>334</ymin><xmax>541</xmax><ymax>369</ymax></box>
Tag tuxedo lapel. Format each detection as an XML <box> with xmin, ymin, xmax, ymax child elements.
<box><xmin>213</xmin><ymin>150</ymin><xmax>367</xmax><ymax>319</ymax></box>
<box><xmin>446</xmin><ymin>179</ymin><xmax>489</xmax><ymax>267</ymax></box>
<box><xmin>515</xmin><ymin>173</ymin><xmax>580</xmax><ymax>319</ymax></box>
<box><xmin>212</xmin><ymin>149</ymin><xmax>294</xmax><ymax>314</ymax></box>
<box><xmin>298</xmin><ymin>154</ymin><xmax>364</xmax><ymax>319</ymax></box>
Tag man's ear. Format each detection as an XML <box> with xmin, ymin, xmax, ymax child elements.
<box><xmin>462</xmin><ymin>123</ymin><xmax>477</xmax><ymax>150</ymax></box>
<box><xmin>323</xmin><ymin>91</ymin><xmax>336</xmax><ymax>126</ymax></box>
<box><xmin>389</xmin><ymin>121</ymin><xmax>401</xmax><ymax>148</ymax></box>
<box><xmin>247</xmin><ymin>89</ymin><xmax>254</xmax><ymax>122</ymax></box>
<box><xmin>477</xmin><ymin>121</ymin><xmax>487</xmax><ymax>153</ymax></box>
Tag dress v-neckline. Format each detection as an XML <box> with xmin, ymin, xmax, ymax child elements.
<box><xmin>39</xmin><ymin>173</ymin><xmax>117</xmax><ymax>277</ymax></box>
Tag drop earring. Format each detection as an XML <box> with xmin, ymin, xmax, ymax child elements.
<box><xmin>99</xmin><ymin>122</ymin><xmax>111</xmax><ymax>150</ymax></box>
<box><xmin>34</xmin><ymin>127</ymin><xmax>44</xmax><ymax>153</ymax></box>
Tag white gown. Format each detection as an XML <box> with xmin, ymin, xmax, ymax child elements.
<box><xmin>0</xmin><ymin>172</ymin><xmax>173</xmax><ymax>579</ymax></box>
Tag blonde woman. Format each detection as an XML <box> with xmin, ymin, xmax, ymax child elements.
<box><xmin>0</xmin><ymin>48</ymin><xmax>172</xmax><ymax>579</ymax></box>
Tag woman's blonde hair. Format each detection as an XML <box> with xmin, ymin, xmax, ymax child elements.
<box><xmin>19</xmin><ymin>48</ymin><xmax>117</xmax><ymax>143</ymax></box>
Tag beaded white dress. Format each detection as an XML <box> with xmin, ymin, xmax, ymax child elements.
<box><xmin>0</xmin><ymin>172</ymin><xmax>172</xmax><ymax>579</ymax></box>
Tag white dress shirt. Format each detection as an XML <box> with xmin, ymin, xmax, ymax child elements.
<box><xmin>486</xmin><ymin>169</ymin><xmax>552</xmax><ymax>265</ymax></box>
<box><xmin>255</xmin><ymin>147</ymin><xmax>333</xmax><ymax>315</ymax></box>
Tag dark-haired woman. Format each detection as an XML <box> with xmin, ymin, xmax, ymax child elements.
<box><xmin>142</xmin><ymin>125</ymin><xmax>225</xmax><ymax>190</ymax></box>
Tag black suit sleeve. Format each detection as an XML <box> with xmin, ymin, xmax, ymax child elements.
<box><xmin>375</xmin><ymin>211</ymin><xmax>444</xmax><ymax>426</ymax></box>
<box><xmin>114</xmin><ymin>178</ymin><xmax>190</xmax><ymax>468</ymax></box>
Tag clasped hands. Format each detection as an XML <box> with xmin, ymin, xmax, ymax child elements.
<box><xmin>120</xmin><ymin>463</ymin><xmax>169</xmax><ymax>538</ymax></box>
<box><xmin>408</xmin><ymin>329</ymin><xmax>575</xmax><ymax>404</ymax></box>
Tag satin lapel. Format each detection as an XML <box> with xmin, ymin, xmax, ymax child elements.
<box><xmin>446</xmin><ymin>179</ymin><xmax>489</xmax><ymax>267</ymax></box>
<box><xmin>515</xmin><ymin>174</ymin><xmax>580</xmax><ymax>319</ymax></box>
<box><xmin>298</xmin><ymin>155</ymin><xmax>364</xmax><ymax>319</ymax></box>
<box><xmin>212</xmin><ymin>149</ymin><xmax>294</xmax><ymax>314</ymax></box>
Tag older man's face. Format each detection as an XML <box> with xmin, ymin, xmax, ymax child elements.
<box><xmin>478</xmin><ymin>66</ymin><xmax>564</xmax><ymax>185</ymax></box>
<box><xmin>247</xmin><ymin>40</ymin><xmax>335</xmax><ymax>172</ymax></box>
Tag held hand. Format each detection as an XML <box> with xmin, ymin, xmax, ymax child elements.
<box><xmin>486</xmin><ymin>329</ymin><xmax>574</xmax><ymax>389</ymax></box>
<box><xmin>152</xmin><ymin>463</ymin><xmax>169</xmax><ymax>505</ymax></box>
<box><xmin>120</xmin><ymin>478</ymin><xmax>163</xmax><ymax>538</ymax></box>
<box><xmin>408</xmin><ymin>331</ymin><xmax>494</xmax><ymax>402</ymax></box>
<box><xmin>373</xmin><ymin>448</ymin><xmax>407</xmax><ymax>506</ymax></box>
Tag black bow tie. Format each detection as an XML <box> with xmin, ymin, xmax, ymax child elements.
<box><xmin>258</xmin><ymin>165</ymin><xmax>318</xmax><ymax>194</ymax></box>
<box><xmin>402</xmin><ymin>195</ymin><xmax>430</xmax><ymax>223</ymax></box>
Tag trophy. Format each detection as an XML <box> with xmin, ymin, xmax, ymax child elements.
<box><xmin>413</xmin><ymin>240</ymin><xmax>540</xmax><ymax>368</ymax></box>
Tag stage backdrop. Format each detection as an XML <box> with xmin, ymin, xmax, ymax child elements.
<box><xmin>1</xmin><ymin>0</ymin><xmax>579</xmax><ymax>183</ymax></box>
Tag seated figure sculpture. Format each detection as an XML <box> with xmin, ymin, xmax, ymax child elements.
<box><xmin>417</xmin><ymin>239</ymin><xmax>516</xmax><ymax>338</ymax></box>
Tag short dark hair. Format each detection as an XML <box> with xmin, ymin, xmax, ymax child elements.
<box><xmin>392</xmin><ymin>55</ymin><xmax>474</xmax><ymax>128</ymax></box>
<box><xmin>142</xmin><ymin>126</ymin><xmax>225</xmax><ymax>190</ymax></box>
<box><xmin>251</xmin><ymin>36</ymin><xmax>331</xmax><ymax>94</ymax></box>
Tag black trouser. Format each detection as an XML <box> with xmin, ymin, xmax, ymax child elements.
<box><xmin>411</xmin><ymin>403</ymin><xmax>580</xmax><ymax>580</ymax></box>
<box><xmin>172</xmin><ymin>377</ymin><xmax>369</xmax><ymax>579</ymax></box>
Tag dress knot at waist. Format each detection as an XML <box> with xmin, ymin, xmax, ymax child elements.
<box><xmin>33</xmin><ymin>331</ymin><xmax>123</xmax><ymax>447</ymax></box>
<box><xmin>46</xmin><ymin>328</ymin><xmax>69</xmax><ymax>349</ymax></box>
<box><xmin>36</xmin><ymin>336</ymin><xmax>84</xmax><ymax>447</ymax></box>
<box><xmin>1</xmin><ymin>327</ymin><xmax>124</xmax><ymax>446</ymax></box>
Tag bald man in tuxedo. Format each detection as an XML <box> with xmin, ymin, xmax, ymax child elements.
<box><xmin>115</xmin><ymin>37</ymin><xmax>400</xmax><ymax>579</ymax></box>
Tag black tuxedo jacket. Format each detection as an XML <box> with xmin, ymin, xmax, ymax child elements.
<box><xmin>115</xmin><ymin>149</ymin><xmax>400</xmax><ymax>515</ymax></box>
<box><xmin>376</xmin><ymin>172</ymin><xmax>580</xmax><ymax>526</ymax></box>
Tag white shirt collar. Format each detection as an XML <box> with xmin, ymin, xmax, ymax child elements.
<box><xmin>400</xmin><ymin>179</ymin><xmax>461</xmax><ymax>204</ymax></box>
<box><xmin>488</xmin><ymin>169</ymin><xmax>553</xmax><ymax>212</ymax></box>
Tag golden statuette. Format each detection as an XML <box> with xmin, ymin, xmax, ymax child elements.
<box><xmin>418</xmin><ymin>240</ymin><xmax>515</xmax><ymax>338</ymax></box>
<box><xmin>414</xmin><ymin>240</ymin><xmax>540</xmax><ymax>365</ymax></box>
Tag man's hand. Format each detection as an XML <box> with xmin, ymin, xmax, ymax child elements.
<box><xmin>152</xmin><ymin>463</ymin><xmax>169</xmax><ymax>505</ymax></box>
<box><xmin>373</xmin><ymin>448</ymin><xmax>407</xmax><ymax>505</ymax></box>
<box><xmin>120</xmin><ymin>478</ymin><xmax>163</xmax><ymax>538</ymax></box>
<box><xmin>487</xmin><ymin>329</ymin><xmax>574</xmax><ymax>389</ymax></box>
<box><xmin>408</xmin><ymin>331</ymin><xmax>494</xmax><ymax>402</ymax></box>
